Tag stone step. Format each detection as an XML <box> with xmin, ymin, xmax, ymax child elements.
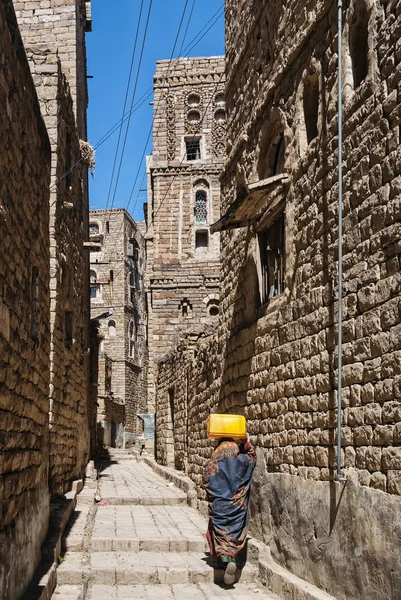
<box><xmin>91</xmin><ymin>505</ymin><xmax>208</xmax><ymax>553</ymax></box>
<box><xmin>53</xmin><ymin>582</ymin><xmax>280</xmax><ymax>599</ymax></box>
<box><xmin>98</xmin><ymin>463</ymin><xmax>188</xmax><ymax>506</ymax></box>
<box><xmin>57</xmin><ymin>551</ymin><xmax>259</xmax><ymax>586</ymax></box>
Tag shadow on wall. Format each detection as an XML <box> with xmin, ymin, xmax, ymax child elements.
<box><xmin>218</xmin><ymin>228</ymin><xmax>259</xmax><ymax>415</ymax></box>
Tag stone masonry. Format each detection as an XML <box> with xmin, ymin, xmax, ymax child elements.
<box><xmin>145</xmin><ymin>56</ymin><xmax>226</xmax><ymax>427</ymax></box>
<box><xmin>0</xmin><ymin>2</ymin><xmax>51</xmax><ymax>598</ymax></box>
<box><xmin>156</xmin><ymin>1</ymin><xmax>401</xmax><ymax>599</ymax></box>
<box><xmin>13</xmin><ymin>0</ymin><xmax>93</xmax><ymax>494</ymax></box>
<box><xmin>89</xmin><ymin>210</ymin><xmax>148</xmax><ymax>449</ymax></box>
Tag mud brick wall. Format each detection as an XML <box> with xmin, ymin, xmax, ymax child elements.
<box><xmin>0</xmin><ymin>2</ymin><xmax>51</xmax><ymax>597</ymax></box>
<box><xmin>90</xmin><ymin>210</ymin><xmax>148</xmax><ymax>444</ymax></box>
<box><xmin>156</xmin><ymin>1</ymin><xmax>401</xmax><ymax>599</ymax></box>
<box><xmin>146</xmin><ymin>57</ymin><xmax>225</xmax><ymax>411</ymax></box>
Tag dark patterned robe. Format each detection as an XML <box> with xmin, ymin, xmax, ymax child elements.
<box><xmin>203</xmin><ymin>439</ymin><xmax>256</xmax><ymax>558</ymax></box>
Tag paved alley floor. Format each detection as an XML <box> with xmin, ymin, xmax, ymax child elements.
<box><xmin>53</xmin><ymin>453</ymin><xmax>280</xmax><ymax>600</ymax></box>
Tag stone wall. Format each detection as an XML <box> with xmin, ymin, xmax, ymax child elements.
<box><xmin>156</xmin><ymin>1</ymin><xmax>401</xmax><ymax>598</ymax></box>
<box><xmin>14</xmin><ymin>0</ymin><xmax>92</xmax><ymax>493</ymax></box>
<box><xmin>0</xmin><ymin>1</ymin><xmax>51</xmax><ymax>597</ymax></box>
<box><xmin>90</xmin><ymin>210</ymin><xmax>148</xmax><ymax>448</ymax></box>
<box><xmin>146</xmin><ymin>57</ymin><xmax>225</xmax><ymax>413</ymax></box>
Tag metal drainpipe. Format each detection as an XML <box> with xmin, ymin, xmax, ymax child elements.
<box><xmin>337</xmin><ymin>0</ymin><xmax>347</xmax><ymax>483</ymax></box>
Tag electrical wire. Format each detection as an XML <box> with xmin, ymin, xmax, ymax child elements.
<box><xmin>108</xmin><ymin>0</ymin><xmax>153</xmax><ymax>216</ymax></box>
<box><xmin>104</xmin><ymin>0</ymin><xmax>146</xmax><ymax>213</ymax></box>
<box><xmin>52</xmin><ymin>5</ymin><xmax>224</xmax><ymax>193</ymax></box>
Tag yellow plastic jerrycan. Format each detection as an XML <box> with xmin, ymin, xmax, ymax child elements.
<box><xmin>207</xmin><ymin>413</ymin><xmax>246</xmax><ymax>439</ymax></box>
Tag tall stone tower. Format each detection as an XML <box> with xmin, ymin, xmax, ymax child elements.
<box><xmin>145</xmin><ymin>56</ymin><xmax>226</xmax><ymax>409</ymax></box>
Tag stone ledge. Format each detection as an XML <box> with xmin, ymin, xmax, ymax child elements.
<box><xmin>21</xmin><ymin>479</ymin><xmax>93</xmax><ymax>600</ymax></box>
<box><xmin>248</xmin><ymin>538</ymin><xmax>338</xmax><ymax>600</ymax></box>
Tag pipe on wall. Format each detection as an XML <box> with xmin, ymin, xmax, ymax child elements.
<box><xmin>337</xmin><ymin>0</ymin><xmax>347</xmax><ymax>483</ymax></box>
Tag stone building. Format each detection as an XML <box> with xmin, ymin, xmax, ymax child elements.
<box><xmin>13</xmin><ymin>0</ymin><xmax>93</xmax><ymax>494</ymax></box>
<box><xmin>89</xmin><ymin>209</ymin><xmax>148</xmax><ymax>449</ymax></box>
<box><xmin>156</xmin><ymin>1</ymin><xmax>401</xmax><ymax>599</ymax></box>
<box><xmin>0</xmin><ymin>1</ymin><xmax>92</xmax><ymax>596</ymax></box>
<box><xmin>145</xmin><ymin>56</ymin><xmax>226</xmax><ymax>420</ymax></box>
<box><xmin>0</xmin><ymin>4</ymin><xmax>51</xmax><ymax>597</ymax></box>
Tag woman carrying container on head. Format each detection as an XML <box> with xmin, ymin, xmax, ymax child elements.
<box><xmin>203</xmin><ymin>414</ymin><xmax>256</xmax><ymax>585</ymax></box>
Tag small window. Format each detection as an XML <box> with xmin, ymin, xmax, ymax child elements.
<box><xmin>179</xmin><ymin>298</ymin><xmax>193</xmax><ymax>318</ymax></box>
<box><xmin>187</xmin><ymin>93</ymin><xmax>200</xmax><ymax>106</ymax></box>
<box><xmin>188</xmin><ymin>110</ymin><xmax>201</xmax><ymax>123</ymax></box>
<box><xmin>303</xmin><ymin>73</ymin><xmax>319</xmax><ymax>144</ymax></box>
<box><xmin>350</xmin><ymin>4</ymin><xmax>369</xmax><ymax>88</ymax></box>
<box><xmin>65</xmin><ymin>311</ymin><xmax>73</xmax><ymax>346</ymax></box>
<box><xmin>110</xmin><ymin>270</ymin><xmax>114</xmax><ymax>283</ymax></box>
<box><xmin>214</xmin><ymin>109</ymin><xmax>226</xmax><ymax>122</ymax></box>
<box><xmin>90</xmin><ymin>270</ymin><xmax>101</xmax><ymax>301</ymax></box>
<box><xmin>89</xmin><ymin>222</ymin><xmax>99</xmax><ymax>236</ymax></box>
<box><xmin>129</xmin><ymin>321</ymin><xmax>136</xmax><ymax>358</ymax></box>
<box><xmin>108</xmin><ymin>320</ymin><xmax>116</xmax><ymax>337</ymax></box>
<box><xmin>215</xmin><ymin>93</ymin><xmax>225</xmax><ymax>106</ymax></box>
<box><xmin>207</xmin><ymin>299</ymin><xmax>220</xmax><ymax>317</ymax></box>
<box><xmin>186</xmin><ymin>138</ymin><xmax>201</xmax><ymax>161</ymax></box>
<box><xmin>195</xmin><ymin>230</ymin><xmax>208</xmax><ymax>249</ymax></box>
<box><xmin>106</xmin><ymin>221</ymin><xmax>110</xmax><ymax>233</ymax></box>
<box><xmin>129</xmin><ymin>272</ymin><xmax>135</xmax><ymax>304</ymax></box>
<box><xmin>194</xmin><ymin>190</ymin><xmax>207</xmax><ymax>223</ymax></box>
<box><xmin>258</xmin><ymin>213</ymin><xmax>285</xmax><ymax>304</ymax></box>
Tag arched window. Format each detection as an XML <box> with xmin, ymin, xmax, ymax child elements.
<box><xmin>194</xmin><ymin>190</ymin><xmax>207</xmax><ymax>223</ymax></box>
<box><xmin>207</xmin><ymin>299</ymin><xmax>220</xmax><ymax>317</ymax></box>
<box><xmin>214</xmin><ymin>109</ymin><xmax>226</xmax><ymax>123</ymax></box>
<box><xmin>258</xmin><ymin>131</ymin><xmax>285</xmax><ymax>180</ymax></box>
<box><xmin>108</xmin><ymin>320</ymin><xmax>117</xmax><ymax>337</ymax></box>
<box><xmin>350</xmin><ymin>4</ymin><xmax>369</xmax><ymax>88</ymax></box>
<box><xmin>215</xmin><ymin>93</ymin><xmax>225</xmax><ymax>106</ymax></box>
<box><xmin>89</xmin><ymin>222</ymin><xmax>100</xmax><ymax>236</ymax></box>
<box><xmin>187</xmin><ymin>93</ymin><xmax>200</xmax><ymax>107</ymax></box>
<box><xmin>90</xmin><ymin>270</ymin><xmax>101</xmax><ymax>300</ymax></box>
<box><xmin>188</xmin><ymin>110</ymin><xmax>201</xmax><ymax>123</ymax></box>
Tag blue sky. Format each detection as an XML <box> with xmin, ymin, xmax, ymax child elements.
<box><xmin>86</xmin><ymin>1</ymin><xmax>225</xmax><ymax>222</ymax></box>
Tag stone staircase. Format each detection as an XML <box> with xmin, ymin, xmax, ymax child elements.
<box><xmin>52</xmin><ymin>453</ymin><xmax>279</xmax><ymax>599</ymax></box>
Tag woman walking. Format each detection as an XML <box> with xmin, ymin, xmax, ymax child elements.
<box><xmin>203</xmin><ymin>436</ymin><xmax>256</xmax><ymax>585</ymax></box>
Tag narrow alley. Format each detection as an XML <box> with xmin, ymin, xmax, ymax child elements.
<box><xmin>51</xmin><ymin>451</ymin><xmax>282</xmax><ymax>600</ymax></box>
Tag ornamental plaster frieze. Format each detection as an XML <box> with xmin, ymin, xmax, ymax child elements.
<box><xmin>154</xmin><ymin>72</ymin><xmax>225</xmax><ymax>88</ymax></box>
<box><xmin>150</xmin><ymin>276</ymin><xmax>219</xmax><ymax>290</ymax></box>
<box><xmin>151</xmin><ymin>164</ymin><xmax>223</xmax><ymax>176</ymax></box>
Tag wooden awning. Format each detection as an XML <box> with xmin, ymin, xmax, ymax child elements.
<box><xmin>210</xmin><ymin>173</ymin><xmax>289</xmax><ymax>233</ymax></box>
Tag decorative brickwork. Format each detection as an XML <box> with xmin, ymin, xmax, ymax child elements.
<box><xmin>146</xmin><ymin>57</ymin><xmax>225</xmax><ymax>419</ymax></box>
<box><xmin>156</xmin><ymin>2</ymin><xmax>401</xmax><ymax>598</ymax></box>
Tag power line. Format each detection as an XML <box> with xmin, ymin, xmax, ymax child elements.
<box><xmin>105</xmin><ymin>0</ymin><xmax>146</xmax><ymax>213</ymax></box>
<box><xmin>54</xmin><ymin>5</ymin><xmax>224</xmax><ymax>194</ymax></box>
<box><xmin>127</xmin><ymin>5</ymin><xmax>224</xmax><ymax>211</ymax></box>
<box><xmin>108</xmin><ymin>0</ymin><xmax>153</xmax><ymax>216</ymax></box>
